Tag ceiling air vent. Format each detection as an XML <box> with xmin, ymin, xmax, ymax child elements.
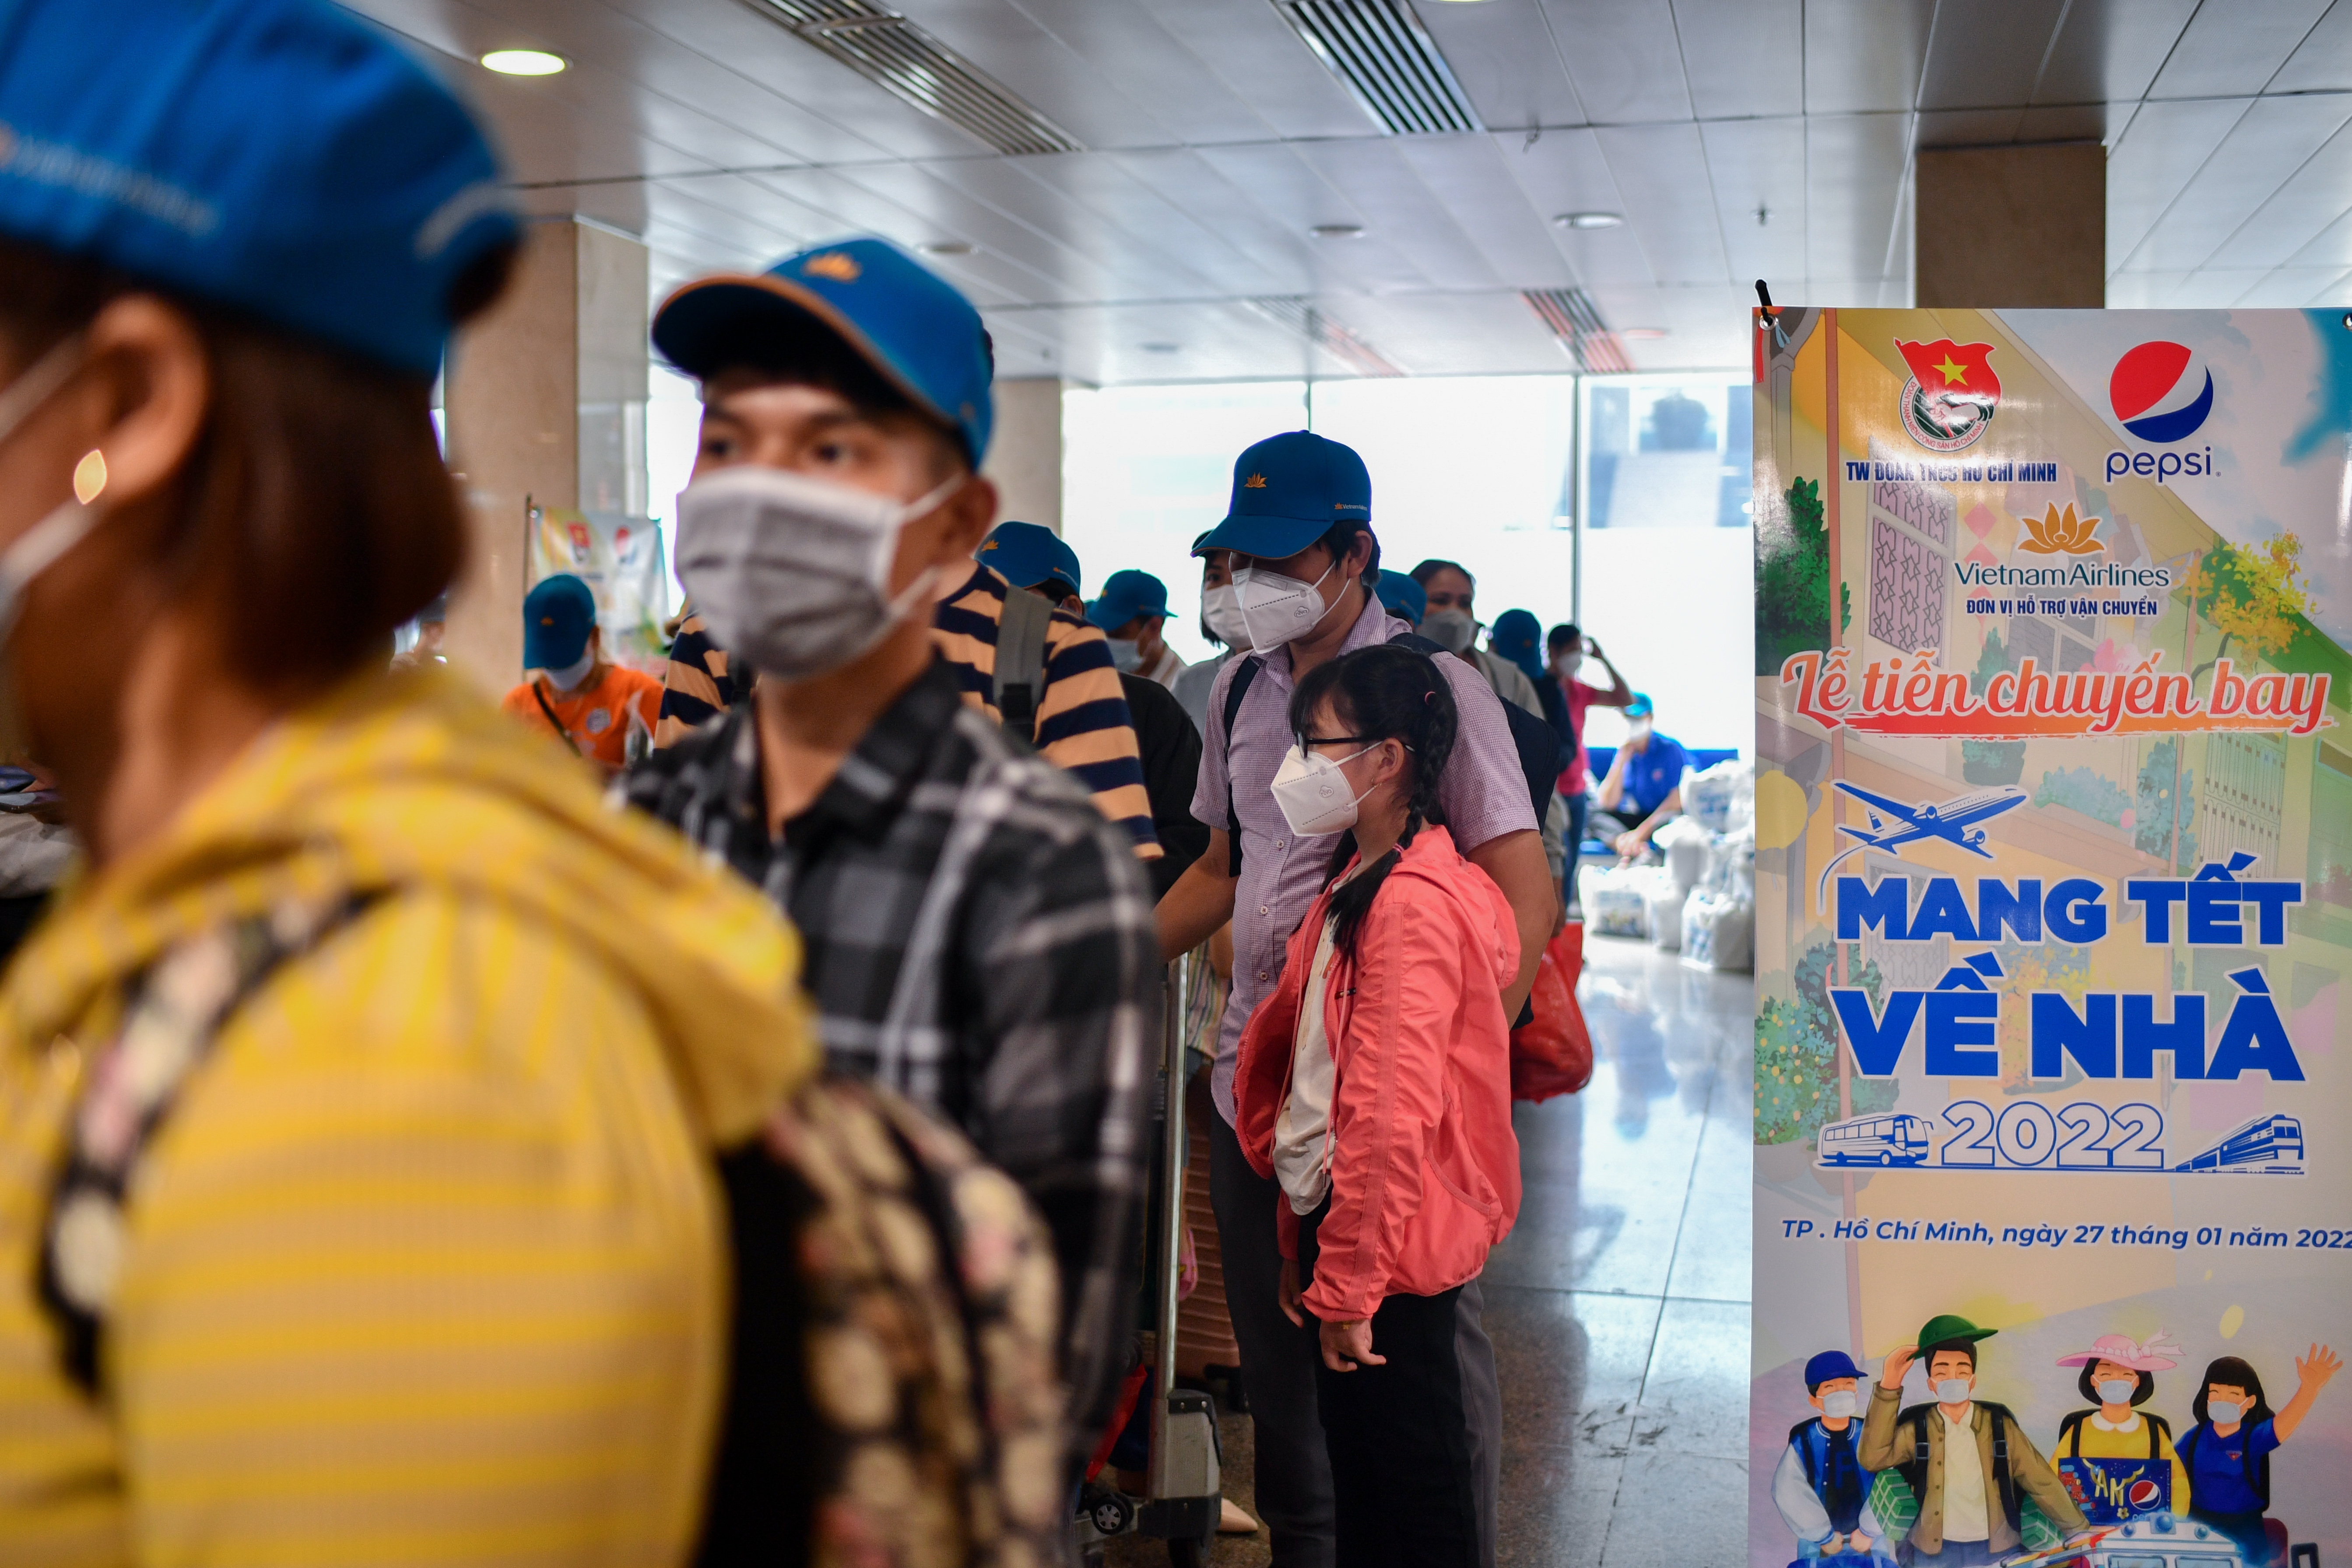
<box><xmin>1524</xmin><ymin>288</ymin><xmax>1631</xmax><ymax>373</ymax></box>
<box><xmin>749</xmin><ymin>0</ymin><xmax>1083</xmax><ymax>156</ymax></box>
<box><xmin>1273</xmin><ymin>0</ymin><xmax>1481</xmax><ymax>136</ymax></box>
<box><xmin>1247</xmin><ymin>298</ymin><xmax>1404</xmax><ymax>377</ymax></box>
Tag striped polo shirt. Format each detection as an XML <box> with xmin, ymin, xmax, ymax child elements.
<box><xmin>654</xmin><ymin>568</ymin><xmax>1158</xmax><ymax>857</ymax></box>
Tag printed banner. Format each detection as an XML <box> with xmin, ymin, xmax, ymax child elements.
<box><xmin>527</xmin><ymin>506</ymin><xmax>670</xmax><ymax>675</ymax></box>
<box><xmin>1752</xmin><ymin>308</ymin><xmax>2352</xmax><ymax>1568</ymax></box>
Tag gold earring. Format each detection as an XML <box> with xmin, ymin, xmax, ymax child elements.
<box><xmin>71</xmin><ymin>450</ymin><xmax>107</xmax><ymax>505</ymax></box>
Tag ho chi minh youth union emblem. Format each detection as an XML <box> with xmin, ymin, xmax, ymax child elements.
<box><xmin>1894</xmin><ymin>337</ymin><xmax>2001</xmax><ymax>453</ymax></box>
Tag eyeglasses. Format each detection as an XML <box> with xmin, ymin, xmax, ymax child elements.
<box><xmin>1300</xmin><ymin>734</ymin><xmax>1370</xmax><ymax>748</ymax></box>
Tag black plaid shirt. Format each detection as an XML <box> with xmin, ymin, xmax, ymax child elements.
<box><xmin>621</xmin><ymin>657</ymin><xmax>1155</xmax><ymax>1442</ymax></box>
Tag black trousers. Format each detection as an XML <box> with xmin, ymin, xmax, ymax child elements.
<box><xmin>1299</xmin><ymin>1206</ymin><xmax>1481</xmax><ymax>1568</ymax></box>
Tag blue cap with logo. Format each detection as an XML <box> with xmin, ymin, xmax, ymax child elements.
<box><xmin>1198</xmin><ymin>431</ymin><xmax>1372</xmax><ymax>561</ymax></box>
<box><xmin>653</xmin><ymin>236</ymin><xmax>994</xmax><ymax>467</ymax></box>
<box><xmin>1804</xmin><ymin>1351</ymin><xmax>1863</xmax><ymax>1390</ymax></box>
<box><xmin>0</xmin><ymin>0</ymin><xmax>518</xmax><ymax>378</ymax></box>
<box><xmin>1373</xmin><ymin>570</ymin><xmax>1425</xmax><ymax>625</ymax></box>
<box><xmin>1625</xmin><ymin>691</ymin><xmax>1655</xmax><ymax>719</ymax></box>
<box><xmin>1085</xmin><ymin>569</ymin><xmax>1170</xmax><ymax>633</ymax></box>
<box><xmin>980</xmin><ymin>522</ymin><xmax>1081</xmax><ymax>601</ymax></box>
<box><xmin>523</xmin><ymin>574</ymin><xmax>598</xmax><ymax>671</ymax></box>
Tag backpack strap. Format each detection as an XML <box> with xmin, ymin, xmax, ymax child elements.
<box><xmin>40</xmin><ymin>891</ymin><xmax>373</xmax><ymax>1393</ymax></box>
<box><xmin>1981</xmin><ymin>1402</ymin><xmax>2020</xmax><ymax>1532</ymax></box>
<box><xmin>993</xmin><ymin>582</ymin><xmax>1053</xmax><ymax>747</ymax></box>
<box><xmin>531</xmin><ymin>677</ymin><xmax>583</xmax><ymax>757</ymax></box>
<box><xmin>2057</xmin><ymin>1409</ymin><xmax>2089</xmax><ymax>1459</ymax></box>
<box><xmin>2146</xmin><ymin>1411</ymin><xmax>2168</xmax><ymax>1459</ymax></box>
<box><xmin>1220</xmin><ymin>654</ymin><xmax>1264</xmax><ymax>877</ymax></box>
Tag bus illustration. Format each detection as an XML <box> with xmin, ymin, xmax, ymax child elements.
<box><xmin>2174</xmin><ymin>1113</ymin><xmax>2304</xmax><ymax>1175</ymax></box>
<box><xmin>1817</xmin><ymin>1112</ymin><xmax>1934</xmax><ymax>1168</ymax></box>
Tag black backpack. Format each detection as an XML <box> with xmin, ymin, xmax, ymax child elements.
<box><xmin>1894</xmin><ymin>1400</ymin><xmax>2023</xmax><ymax>1534</ymax></box>
<box><xmin>2176</xmin><ymin>1418</ymin><xmax>2271</xmax><ymax>1509</ymax></box>
<box><xmin>1219</xmin><ymin>632</ymin><xmax>1557</xmax><ymax>876</ymax></box>
<box><xmin>2056</xmin><ymin>1407</ymin><xmax>2170</xmax><ymax>1461</ymax></box>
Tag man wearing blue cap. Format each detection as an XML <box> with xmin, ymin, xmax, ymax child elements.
<box><xmin>1373</xmin><ymin>569</ymin><xmax>1426</xmax><ymax>628</ymax></box>
<box><xmin>1772</xmin><ymin>1351</ymin><xmax>1893</xmax><ymax>1561</ymax></box>
<box><xmin>622</xmin><ymin>235</ymin><xmax>1157</xmax><ymax>1477</ymax></box>
<box><xmin>1088</xmin><ymin>568</ymin><xmax>1187</xmax><ymax>689</ymax></box>
<box><xmin>1594</xmin><ymin>691</ymin><xmax>1689</xmax><ymax>861</ymax></box>
<box><xmin>500</xmin><ymin>574</ymin><xmax>662</xmax><ymax>772</ymax></box>
<box><xmin>1155</xmin><ymin>430</ymin><xmax>1555</xmax><ymax>1568</ymax></box>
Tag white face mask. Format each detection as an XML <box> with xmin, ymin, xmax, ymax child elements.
<box><xmin>1269</xmin><ymin>741</ymin><xmax>1376</xmax><ymax>837</ymax></box>
<box><xmin>1627</xmin><ymin>716</ymin><xmax>1654</xmax><ymax>742</ymax></box>
<box><xmin>1557</xmin><ymin>651</ymin><xmax>1584</xmax><ymax>678</ymax></box>
<box><xmin>1421</xmin><ymin>607</ymin><xmax>1477</xmax><ymax>655</ymax></box>
<box><xmin>2208</xmin><ymin>1397</ymin><xmax>2244</xmax><ymax>1424</ymax></box>
<box><xmin>1821</xmin><ymin>1390</ymin><xmax>1859</xmax><ymax>1419</ymax></box>
<box><xmin>2097</xmin><ymin>1378</ymin><xmax>2138</xmax><ymax>1406</ymax></box>
<box><xmin>1106</xmin><ymin>637</ymin><xmax>1144</xmax><ymax>675</ymax></box>
<box><xmin>1934</xmin><ymin>1378</ymin><xmax>1972</xmax><ymax>1405</ymax></box>
<box><xmin>1201</xmin><ymin>583</ymin><xmax>1252</xmax><ymax>649</ymax></box>
<box><xmin>1233</xmin><ymin>560</ymin><xmax>1345</xmax><ymax>651</ymax></box>
<box><xmin>674</xmin><ymin>464</ymin><xmax>962</xmax><ymax>680</ymax></box>
<box><xmin>0</xmin><ymin>335</ymin><xmax>104</xmax><ymax>761</ymax></box>
<box><xmin>545</xmin><ymin>646</ymin><xmax>597</xmax><ymax>692</ymax></box>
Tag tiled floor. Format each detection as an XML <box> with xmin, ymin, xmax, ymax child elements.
<box><xmin>1110</xmin><ymin>933</ymin><xmax>1756</xmax><ymax>1568</ymax></box>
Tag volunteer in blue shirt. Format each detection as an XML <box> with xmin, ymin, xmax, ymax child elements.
<box><xmin>1593</xmin><ymin>691</ymin><xmax>1688</xmax><ymax>860</ymax></box>
<box><xmin>1088</xmin><ymin>567</ymin><xmax>1187</xmax><ymax>689</ymax></box>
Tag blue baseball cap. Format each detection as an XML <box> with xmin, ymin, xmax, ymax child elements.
<box><xmin>1626</xmin><ymin>691</ymin><xmax>1656</xmax><ymax>719</ymax></box>
<box><xmin>523</xmin><ymin>574</ymin><xmax>597</xmax><ymax>671</ymax></box>
<box><xmin>980</xmin><ymin>522</ymin><xmax>1081</xmax><ymax>600</ymax></box>
<box><xmin>1374</xmin><ymin>570</ymin><xmax>1425</xmax><ymax>624</ymax></box>
<box><xmin>1805</xmin><ymin>1351</ymin><xmax>1863</xmax><ymax>1390</ymax></box>
<box><xmin>0</xmin><ymin>0</ymin><xmax>518</xmax><ymax>378</ymax></box>
<box><xmin>1086</xmin><ymin>569</ymin><xmax>1171</xmax><ymax>633</ymax></box>
<box><xmin>652</xmin><ymin>236</ymin><xmax>994</xmax><ymax>466</ymax></box>
<box><xmin>1198</xmin><ymin>431</ymin><xmax>1373</xmax><ymax>561</ymax></box>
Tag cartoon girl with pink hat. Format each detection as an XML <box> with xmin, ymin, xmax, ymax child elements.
<box><xmin>2049</xmin><ymin>1330</ymin><xmax>2190</xmax><ymax>1526</ymax></box>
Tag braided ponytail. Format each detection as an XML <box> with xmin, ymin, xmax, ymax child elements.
<box><xmin>1288</xmin><ymin>645</ymin><xmax>1458</xmax><ymax>964</ymax></box>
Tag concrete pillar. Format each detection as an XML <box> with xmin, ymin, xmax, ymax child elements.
<box><xmin>1913</xmin><ymin>143</ymin><xmax>2104</xmax><ymax>309</ymax></box>
<box><xmin>984</xmin><ymin>378</ymin><xmax>1066</xmax><ymax>534</ymax></box>
<box><xmin>440</xmin><ymin>218</ymin><xmax>649</xmax><ymax>690</ymax></box>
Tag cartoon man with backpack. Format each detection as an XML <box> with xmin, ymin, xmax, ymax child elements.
<box><xmin>1859</xmin><ymin>1314</ymin><xmax>2096</xmax><ymax>1565</ymax></box>
<box><xmin>1771</xmin><ymin>1351</ymin><xmax>1894</xmax><ymax>1561</ymax></box>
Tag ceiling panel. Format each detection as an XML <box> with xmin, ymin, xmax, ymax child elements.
<box><xmin>2106</xmin><ymin>96</ymin><xmax>2255</xmax><ymax>265</ymax></box>
<box><xmin>1916</xmin><ymin>0</ymin><xmax>2067</xmax><ymax>110</ymax></box>
<box><xmin>2146</xmin><ymin>0</ymin><xmax>2334</xmax><ymax>99</ymax></box>
<box><xmin>1802</xmin><ymin>0</ymin><xmax>1934</xmax><ymax>115</ymax></box>
<box><xmin>330</xmin><ymin>0</ymin><xmax>2352</xmax><ymax>383</ymax></box>
<box><xmin>1672</xmin><ymin>0</ymin><xmax>1803</xmax><ymax>121</ymax></box>
<box><xmin>1540</xmin><ymin>0</ymin><xmax>1692</xmax><ymax>125</ymax></box>
<box><xmin>1416</xmin><ymin>1</ymin><xmax>1584</xmax><ymax>133</ymax></box>
<box><xmin>1594</xmin><ymin>123</ymin><xmax>1729</xmax><ymax>285</ymax></box>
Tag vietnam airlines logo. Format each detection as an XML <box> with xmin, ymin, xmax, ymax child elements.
<box><xmin>2017</xmin><ymin>502</ymin><xmax>2103</xmax><ymax>556</ymax></box>
<box><xmin>1244</xmin><ymin>472</ymin><xmax>1267</xmax><ymax>488</ymax></box>
<box><xmin>802</xmin><ymin>251</ymin><xmax>861</xmax><ymax>282</ymax></box>
<box><xmin>1894</xmin><ymin>337</ymin><xmax>2001</xmax><ymax>453</ymax></box>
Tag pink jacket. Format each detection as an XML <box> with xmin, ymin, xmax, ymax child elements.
<box><xmin>1232</xmin><ymin>825</ymin><xmax>1522</xmax><ymax>1322</ymax></box>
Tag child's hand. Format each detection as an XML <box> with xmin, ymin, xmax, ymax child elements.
<box><xmin>1320</xmin><ymin>1318</ymin><xmax>1383</xmax><ymax>1372</ymax></box>
<box><xmin>2298</xmin><ymin>1343</ymin><xmax>2342</xmax><ymax>1392</ymax></box>
<box><xmin>1279</xmin><ymin>1259</ymin><xmax>1304</xmax><ymax>1328</ymax></box>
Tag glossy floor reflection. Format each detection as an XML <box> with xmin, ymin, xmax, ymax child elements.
<box><xmin>1108</xmin><ymin>933</ymin><xmax>1755</xmax><ymax>1568</ymax></box>
<box><xmin>1488</xmin><ymin>933</ymin><xmax>1755</xmax><ymax>1568</ymax></box>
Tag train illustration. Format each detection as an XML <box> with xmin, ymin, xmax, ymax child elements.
<box><xmin>1816</xmin><ymin>1112</ymin><xmax>1934</xmax><ymax>1168</ymax></box>
<box><xmin>2174</xmin><ymin>1113</ymin><xmax>2304</xmax><ymax>1175</ymax></box>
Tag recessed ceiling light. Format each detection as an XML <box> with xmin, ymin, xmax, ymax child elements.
<box><xmin>918</xmin><ymin>240</ymin><xmax>974</xmax><ymax>257</ymax></box>
<box><xmin>1311</xmin><ymin>223</ymin><xmax>1365</xmax><ymax>239</ymax></box>
<box><xmin>1619</xmin><ymin>326</ymin><xmax>1669</xmax><ymax>340</ymax></box>
<box><xmin>481</xmin><ymin>49</ymin><xmax>566</xmax><ymax>76</ymax></box>
<box><xmin>1554</xmin><ymin>211</ymin><xmax>1623</xmax><ymax>230</ymax></box>
<box><xmin>1140</xmin><ymin>342</ymin><xmax>1181</xmax><ymax>354</ymax></box>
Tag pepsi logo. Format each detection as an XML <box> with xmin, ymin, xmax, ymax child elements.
<box><xmin>2126</xmin><ymin>1478</ymin><xmax>2162</xmax><ymax>1511</ymax></box>
<box><xmin>2110</xmin><ymin>341</ymin><xmax>2214</xmax><ymax>443</ymax></box>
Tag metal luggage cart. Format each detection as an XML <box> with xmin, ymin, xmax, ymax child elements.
<box><xmin>1076</xmin><ymin>955</ymin><xmax>1223</xmax><ymax>1565</ymax></box>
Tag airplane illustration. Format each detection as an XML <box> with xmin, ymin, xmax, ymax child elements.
<box><xmin>1833</xmin><ymin>782</ymin><xmax>2026</xmax><ymax>858</ymax></box>
<box><xmin>1813</xmin><ymin>782</ymin><xmax>2028</xmax><ymax>911</ymax></box>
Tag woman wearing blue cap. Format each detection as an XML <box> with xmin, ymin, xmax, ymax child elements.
<box><xmin>0</xmin><ymin>2</ymin><xmax>825</xmax><ymax>1561</ymax></box>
